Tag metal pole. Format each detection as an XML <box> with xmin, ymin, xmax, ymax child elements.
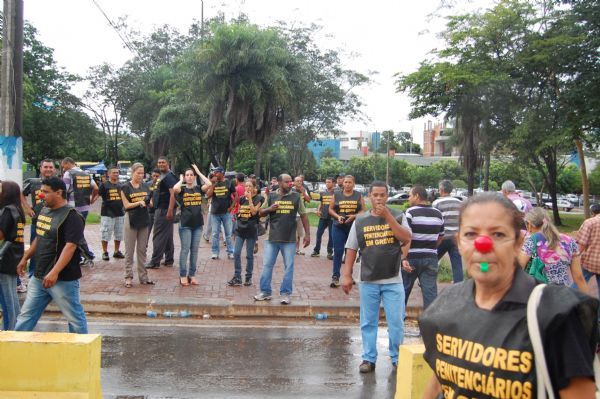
<box><xmin>386</xmin><ymin>131</ymin><xmax>390</xmax><ymax>186</ymax></box>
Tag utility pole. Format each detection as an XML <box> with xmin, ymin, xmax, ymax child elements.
<box><xmin>0</xmin><ymin>0</ymin><xmax>24</xmax><ymax>185</ymax></box>
<box><xmin>385</xmin><ymin>131</ymin><xmax>390</xmax><ymax>187</ymax></box>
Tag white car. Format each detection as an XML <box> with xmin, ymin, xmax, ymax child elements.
<box><xmin>544</xmin><ymin>199</ymin><xmax>573</xmax><ymax>212</ymax></box>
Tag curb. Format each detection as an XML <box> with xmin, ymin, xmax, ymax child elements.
<box><xmin>42</xmin><ymin>295</ymin><xmax>423</xmax><ymax>320</ymax></box>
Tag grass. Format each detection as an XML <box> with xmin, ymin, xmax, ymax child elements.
<box><xmin>554</xmin><ymin>211</ymin><xmax>584</xmax><ymax>234</ymax></box>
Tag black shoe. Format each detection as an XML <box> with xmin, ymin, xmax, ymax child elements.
<box><xmin>227</xmin><ymin>277</ymin><xmax>242</xmax><ymax>286</ymax></box>
<box><xmin>327</xmin><ymin>252</ymin><xmax>333</xmax><ymax>260</ymax></box>
<box><xmin>243</xmin><ymin>277</ymin><xmax>253</xmax><ymax>286</ymax></box>
<box><xmin>162</xmin><ymin>261</ymin><xmax>174</xmax><ymax>267</ymax></box>
<box><xmin>145</xmin><ymin>263</ymin><xmax>160</xmax><ymax>269</ymax></box>
<box><xmin>330</xmin><ymin>276</ymin><xmax>340</xmax><ymax>288</ymax></box>
<box><xmin>310</xmin><ymin>251</ymin><xmax>320</xmax><ymax>257</ymax></box>
<box><xmin>102</xmin><ymin>252</ymin><xmax>109</xmax><ymax>261</ymax></box>
<box><xmin>113</xmin><ymin>251</ymin><xmax>125</xmax><ymax>259</ymax></box>
<box><xmin>359</xmin><ymin>361</ymin><xmax>375</xmax><ymax>373</ymax></box>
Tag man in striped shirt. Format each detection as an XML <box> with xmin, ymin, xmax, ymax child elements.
<box><xmin>401</xmin><ymin>185</ymin><xmax>444</xmax><ymax>309</ymax></box>
<box><xmin>432</xmin><ymin>180</ymin><xmax>463</xmax><ymax>283</ymax></box>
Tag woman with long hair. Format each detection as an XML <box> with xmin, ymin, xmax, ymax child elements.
<box><xmin>173</xmin><ymin>165</ymin><xmax>212</xmax><ymax>286</ymax></box>
<box><xmin>120</xmin><ymin>163</ymin><xmax>154</xmax><ymax>287</ymax></box>
<box><xmin>228</xmin><ymin>179</ymin><xmax>264</xmax><ymax>287</ymax></box>
<box><xmin>518</xmin><ymin>207</ymin><xmax>588</xmax><ymax>292</ymax></box>
<box><xmin>0</xmin><ymin>180</ymin><xmax>26</xmax><ymax>329</ymax></box>
<box><xmin>328</xmin><ymin>175</ymin><xmax>365</xmax><ymax>288</ymax></box>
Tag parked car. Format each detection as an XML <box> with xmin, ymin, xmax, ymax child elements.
<box><xmin>387</xmin><ymin>193</ymin><xmax>410</xmax><ymax>205</ymax></box>
<box><xmin>544</xmin><ymin>199</ymin><xmax>573</xmax><ymax>212</ymax></box>
<box><xmin>565</xmin><ymin>194</ymin><xmax>579</xmax><ymax>206</ymax></box>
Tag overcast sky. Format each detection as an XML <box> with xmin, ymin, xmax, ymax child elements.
<box><xmin>22</xmin><ymin>0</ymin><xmax>493</xmax><ymax>145</ymax></box>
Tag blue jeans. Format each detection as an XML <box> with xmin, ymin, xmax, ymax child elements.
<box><xmin>210</xmin><ymin>213</ymin><xmax>233</xmax><ymax>256</ymax></box>
<box><xmin>332</xmin><ymin>223</ymin><xmax>351</xmax><ymax>278</ymax></box>
<box><xmin>314</xmin><ymin>218</ymin><xmax>333</xmax><ymax>254</ymax></box>
<box><xmin>402</xmin><ymin>256</ymin><xmax>438</xmax><ymax>309</ymax></box>
<box><xmin>0</xmin><ymin>273</ymin><xmax>19</xmax><ymax>330</ymax></box>
<box><xmin>359</xmin><ymin>282</ymin><xmax>405</xmax><ymax>364</ymax></box>
<box><xmin>179</xmin><ymin>226</ymin><xmax>202</xmax><ymax>277</ymax></box>
<box><xmin>15</xmin><ymin>277</ymin><xmax>88</xmax><ymax>334</ymax></box>
<box><xmin>577</xmin><ymin>268</ymin><xmax>600</xmax><ymax>321</ymax></box>
<box><xmin>259</xmin><ymin>241</ymin><xmax>296</xmax><ymax>295</ymax></box>
<box><xmin>234</xmin><ymin>236</ymin><xmax>257</xmax><ymax>279</ymax></box>
<box><xmin>437</xmin><ymin>237</ymin><xmax>463</xmax><ymax>283</ymax></box>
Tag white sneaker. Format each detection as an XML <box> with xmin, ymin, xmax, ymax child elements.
<box><xmin>227</xmin><ymin>253</ymin><xmax>235</xmax><ymax>260</ymax></box>
<box><xmin>211</xmin><ymin>254</ymin><xmax>218</xmax><ymax>260</ymax></box>
<box><xmin>253</xmin><ymin>292</ymin><xmax>272</xmax><ymax>301</ymax></box>
<box><xmin>280</xmin><ymin>294</ymin><xmax>291</xmax><ymax>305</ymax></box>
<box><xmin>16</xmin><ymin>283</ymin><xmax>27</xmax><ymax>293</ymax></box>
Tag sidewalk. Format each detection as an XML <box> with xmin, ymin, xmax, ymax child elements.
<box><xmin>23</xmin><ymin>223</ymin><xmax>438</xmax><ymax>319</ymax></box>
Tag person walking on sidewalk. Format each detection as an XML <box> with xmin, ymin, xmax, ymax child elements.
<box><xmin>0</xmin><ymin>181</ymin><xmax>26</xmax><ymax>330</ymax></box>
<box><xmin>120</xmin><ymin>163</ymin><xmax>155</xmax><ymax>288</ymax></box>
<box><xmin>61</xmin><ymin>157</ymin><xmax>98</xmax><ymax>266</ymax></box>
<box><xmin>432</xmin><ymin>180</ymin><xmax>463</xmax><ymax>283</ymax></box>
<box><xmin>228</xmin><ymin>179</ymin><xmax>264</xmax><ymax>287</ymax></box>
<box><xmin>21</xmin><ymin>158</ymin><xmax>56</xmax><ymax>285</ymax></box>
<box><xmin>577</xmin><ymin>204</ymin><xmax>600</xmax><ymax>300</ymax></box>
<box><xmin>98</xmin><ymin>166</ymin><xmax>125</xmax><ymax>261</ymax></box>
<box><xmin>311</xmin><ymin>177</ymin><xmax>335</xmax><ymax>260</ymax></box>
<box><xmin>15</xmin><ymin>177</ymin><xmax>88</xmax><ymax>334</ymax></box>
<box><xmin>329</xmin><ymin>175</ymin><xmax>365</xmax><ymax>288</ymax></box>
<box><xmin>146</xmin><ymin>156</ymin><xmax>178</xmax><ymax>269</ymax></box>
<box><xmin>254</xmin><ymin>174</ymin><xmax>310</xmax><ymax>305</ymax></box>
<box><xmin>292</xmin><ymin>176</ymin><xmax>311</xmax><ymax>256</ymax></box>
<box><xmin>207</xmin><ymin>166</ymin><xmax>238</xmax><ymax>260</ymax></box>
<box><xmin>402</xmin><ymin>185</ymin><xmax>444</xmax><ymax>309</ymax></box>
<box><xmin>173</xmin><ymin>165</ymin><xmax>212</xmax><ymax>286</ymax></box>
<box><xmin>341</xmin><ymin>181</ymin><xmax>412</xmax><ymax>373</ymax></box>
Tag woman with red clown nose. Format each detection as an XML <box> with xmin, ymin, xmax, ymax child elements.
<box><xmin>419</xmin><ymin>192</ymin><xmax>599</xmax><ymax>399</ymax></box>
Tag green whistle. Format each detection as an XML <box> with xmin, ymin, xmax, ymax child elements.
<box><xmin>480</xmin><ymin>262</ymin><xmax>489</xmax><ymax>273</ymax></box>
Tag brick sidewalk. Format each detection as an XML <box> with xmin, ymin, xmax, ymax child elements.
<box><xmin>24</xmin><ymin>223</ymin><xmax>434</xmax><ymax>317</ymax></box>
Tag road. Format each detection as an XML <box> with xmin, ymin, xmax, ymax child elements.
<box><xmin>35</xmin><ymin>315</ymin><xmax>421</xmax><ymax>399</ymax></box>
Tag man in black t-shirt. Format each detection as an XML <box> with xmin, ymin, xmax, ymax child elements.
<box><xmin>15</xmin><ymin>176</ymin><xmax>88</xmax><ymax>334</ymax></box>
<box><xmin>146</xmin><ymin>157</ymin><xmax>178</xmax><ymax>269</ymax></box>
<box><xmin>206</xmin><ymin>166</ymin><xmax>238</xmax><ymax>260</ymax></box>
<box><xmin>98</xmin><ymin>166</ymin><xmax>125</xmax><ymax>261</ymax></box>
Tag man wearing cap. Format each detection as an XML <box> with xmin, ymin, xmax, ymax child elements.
<box><xmin>501</xmin><ymin>180</ymin><xmax>532</xmax><ymax>214</ymax></box>
<box><xmin>207</xmin><ymin>166</ymin><xmax>238</xmax><ymax>259</ymax></box>
<box><xmin>335</xmin><ymin>173</ymin><xmax>345</xmax><ymax>192</ymax></box>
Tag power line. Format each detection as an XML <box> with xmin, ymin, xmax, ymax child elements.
<box><xmin>89</xmin><ymin>0</ymin><xmax>140</xmax><ymax>59</ymax></box>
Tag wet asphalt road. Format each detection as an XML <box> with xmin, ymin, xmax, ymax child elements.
<box><xmin>36</xmin><ymin>316</ymin><xmax>421</xmax><ymax>399</ymax></box>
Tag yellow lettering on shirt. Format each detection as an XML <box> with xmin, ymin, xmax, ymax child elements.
<box><xmin>36</xmin><ymin>214</ymin><xmax>53</xmax><ymax>236</ymax></box>
<box><xmin>108</xmin><ymin>188</ymin><xmax>121</xmax><ymax>201</ymax></box>
<box><xmin>15</xmin><ymin>222</ymin><xmax>25</xmax><ymax>243</ymax></box>
<box><xmin>274</xmin><ymin>200</ymin><xmax>294</xmax><ymax>214</ymax></box>
<box><xmin>75</xmin><ymin>175</ymin><xmax>90</xmax><ymax>189</ymax></box>
<box><xmin>183</xmin><ymin>192</ymin><xmax>202</xmax><ymax>207</ymax></box>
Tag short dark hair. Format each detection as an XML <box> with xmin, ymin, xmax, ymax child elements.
<box><xmin>42</xmin><ymin>176</ymin><xmax>67</xmax><ymax>199</ymax></box>
<box><xmin>61</xmin><ymin>157</ymin><xmax>75</xmax><ymax>165</ymax></box>
<box><xmin>107</xmin><ymin>165</ymin><xmax>119</xmax><ymax>172</ymax></box>
<box><xmin>439</xmin><ymin>179</ymin><xmax>453</xmax><ymax>194</ymax></box>
<box><xmin>369</xmin><ymin>180</ymin><xmax>388</xmax><ymax>193</ymax></box>
<box><xmin>152</xmin><ymin>168</ymin><xmax>160</xmax><ymax>175</ymax></box>
<box><xmin>236</xmin><ymin>173</ymin><xmax>246</xmax><ymax>182</ymax></box>
<box><xmin>325</xmin><ymin>177</ymin><xmax>334</xmax><ymax>183</ymax></box>
<box><xmin>157</xmin><ymin>156</ymin><xmax>168</xmax><ymax>162</ymax></box>
<box><xmin>411</xmin><ymin>185</ymin><xmax>428</xmax><ymax>201</ymax></box>
<box><xmin>40</xmin><ymin>158</ymin><xmax>55</xmax><ymax>167</ymax></box>
<box><xmin>591</xmin><ymin>204</ymin><xmax>600</xmax><ymax>215</ymax></box>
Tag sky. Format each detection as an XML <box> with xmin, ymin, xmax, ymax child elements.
<box><xmin>21</xmin><ymin>0</ymin><xmax>493</xmax><ymax>145</ymax></box>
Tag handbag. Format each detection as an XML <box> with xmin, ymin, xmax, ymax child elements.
<box><xmin>257</xmin><ymin>222</ymin><xmax>267</xmax><ymax>236</ymax></box>
<box><xmin>527</xmin><ymin>284</ymin><xmax>600</xmax><ymax>399</ymax></box>
<box><xmin>525</xmin><ymin>234</ymin><xmax>548</xmax><ymax>283</ymax></box>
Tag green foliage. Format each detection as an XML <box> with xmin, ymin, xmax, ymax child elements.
<box><xmin>452</xmin><ymin>179</ymin><xmax>467</xmax><ymax>189</ymax></box>
<box><xmin>432</xmin><ymin>160</ymin><xmax>465</xmax><ymax>181</ymax></box>
<box><xmin>317</xmin><ymin>157</ymin><xmax>345</xmax><ymax>180</ymax></box>
<box><xmin>557</xmin><ymin>165</ymin><xmax>582</xmax><ymax>194</ymax></box>
<box><xmin>588</xmin><ymin>166</ymin><xmax>600</xmax><ymax>196</ymax></box>
<box><xmin>408</xmin><ymin>166</ymin><xmax>442</xmax><ymax>188</ymax></box>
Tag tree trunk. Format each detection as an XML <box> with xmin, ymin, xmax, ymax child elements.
<box><xmin>575</xmin><ymin>138</ymin><xmax>590</xmax><ymax>219</ymax></box>
<box><xmin>546</xmin><ymin>157</ymin><xmax>562</xmax><ymax>226</ymax></box>
<box><xmin>254</xmin><ymin>143</ymin><xmax>265</xmax><ymax>177</ymax></box>
<box><xmin>483</xmin><ymin>151</ymin><xmax>491</xmax><ymax>191</ymax></box>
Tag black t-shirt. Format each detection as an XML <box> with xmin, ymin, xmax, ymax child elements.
<box><xmin>235</xmin><ymin>195</ymin><xmax>264</xmax><ymax>239</ymax></box>
<box><xmin>0</xmin><ymin>207</ymin><xmax>25</xmax><ymax>275</ymax></box>
<box><xmin>99</xmin><ymin>180</ymin><xmax>125</xmax><ymax>217</ymax></box>
<box><xmin>55</xmin><ymin>210</ymin><xmax>85</xmax><ymax>281</ymax></box>
<box><xmin>121</xmin><ymin>183</ymin><xmax>151</xmax><ymax>228</ymax></box>
<box><xmin>210</xmin><ymin>180</ymin><xmax>236</xmax><ymax>214</ymax></box>
<box><xmin>177</xmin><ymin>186</ymin><xmax>204</xmax><ymax>229</ymax></box>
<box><xmin>156</xmin><ymin>172</ymin><xmax>178</xmax><ymax>209</ymax></box>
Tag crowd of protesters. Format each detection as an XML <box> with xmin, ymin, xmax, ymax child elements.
<box><xmin>1</xmin><ymin>157</ymin><xmax>600</xmax><ymax>384</ymax></box>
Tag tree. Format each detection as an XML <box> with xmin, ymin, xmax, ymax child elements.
<box><xmin>431</xmin><ymin>159</ymin><xmax>465</xmax><ymax>181</ymax></box>
<box><xmin>408</xmin><ymin>166</ymin><xmax>442</xmax><ymax>188</ymax></box>
<box><xmin>317</xmin><ymin>157</ymin><xmax>344</xmax><ymax>180</ymax></box>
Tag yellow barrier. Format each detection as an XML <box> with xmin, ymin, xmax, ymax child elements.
<box><xmin>396</xmin><ymin>344</ymin><xmax>434</xmax><ymax>399</ymax></box>
<box><xmin>0</xmin><ymin>331</ymin><xmax>102</xmax><ymax>399</ymax></box>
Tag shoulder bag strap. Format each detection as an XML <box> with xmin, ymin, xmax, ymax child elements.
<box><xmin>527</xmin><ymin>284</ymin><xmax>555</xmax><ymax>399</ymax></box>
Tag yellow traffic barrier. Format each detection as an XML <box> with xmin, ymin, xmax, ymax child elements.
<box><xmin>0</xmin><ymin>331</ymin><xmax>102</xmax><ymax>398</ymax></box>
<box><xmin>396</xmin><ymin>344</ymin><xmax>434</xmax><ymax>399</ymax></box>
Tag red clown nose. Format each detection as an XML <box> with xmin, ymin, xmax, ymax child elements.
<box><xmin>37</xmin><ymin>193</ymin><xmax>45</xmax><ymax>200</ymax></box>
<box><xmin>474</xmin><ymin>235</ymin><xmax>493</xmax><ymax>253</ymax></box>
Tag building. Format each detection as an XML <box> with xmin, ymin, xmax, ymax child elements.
<box><xmin>422</xmin><ymin>121</ymin><xmax>458</xmax><ymax>157</ymax></box>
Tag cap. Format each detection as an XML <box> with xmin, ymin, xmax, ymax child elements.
<box><xmin>212</xmin><ymin>166</ymin><xmax>225</xmax><ymax>173</ymax></box>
